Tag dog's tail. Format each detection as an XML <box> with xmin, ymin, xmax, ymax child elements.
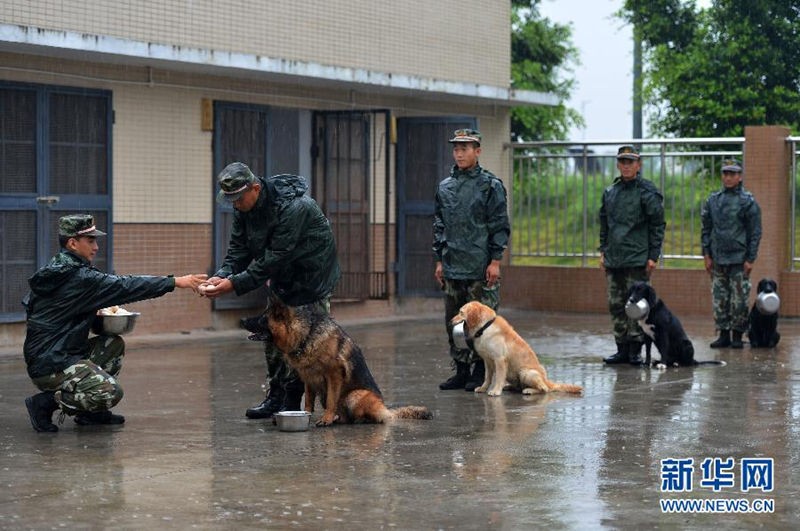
<box><xmin>388</xmin><ymin>406</ymin><xmax>433</xmax><ymax>420</ymax></box>
<box><xmin>545</xmin><ymin>380</ymin><xmax>583</xmax><ymax>394</ymax></box>
<box><xmin>694</xmin><ymin>360</ymin><xmax>727</xmax><ymax>367</ymax></box>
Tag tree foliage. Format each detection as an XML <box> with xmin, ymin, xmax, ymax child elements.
<box><xmin>510</xmin><ymin>0</ymin><xmax>583</xmax><ymax>141</ymax></box>
<box><xmin>621</xmin><ymin>0</ymin><xmax>800</xmax><ymax>137</ymax></box>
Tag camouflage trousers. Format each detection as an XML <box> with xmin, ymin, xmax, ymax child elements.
<box><xmin>605</xmin><ymin>267</ymin><xmax>648</xmax><ymax>342</ymax></box>
<box><xmin>30</xmin><ymin>335</ymin><xmax>125</xmax><ymax>415</ymax></box>
<box><xmin>263</xmin><ymin>297</ymin><xmax>331</xmax><ymax>394</ymax></box>
<box><xmin>711</xmin><ymin>264</ymin><xmax>751</xmax><ymax>332</ymax></box>
<box><xmin>443</xmin><ymin>278</ymin><xmax>500</xmax><ymax>364</ymax></box>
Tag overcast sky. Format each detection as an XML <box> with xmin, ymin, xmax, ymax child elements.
<box><xmin>538</xmin><ymin>0</ymin><xmax>637</xmax><ymax>141</ymax></box>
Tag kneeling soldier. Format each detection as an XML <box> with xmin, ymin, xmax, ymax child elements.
<box><xmin>23</xmin><ymin>214</ymin><xmax>207</xmax><ymax>432</ymax></box>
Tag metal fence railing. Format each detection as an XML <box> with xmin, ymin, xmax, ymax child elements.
<box><xmin>789</xmin><ymin>137</ymin><xmax>800</xmax><ymax>270</ymax></box>
<box><xmin>506</xmin><ymin>138</ymin><xmax>745</xmax><ymax>268</ymax></box>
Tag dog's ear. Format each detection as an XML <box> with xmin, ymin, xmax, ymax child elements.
<box><xmin>265</xmin><ymin>288</ymin><xmax>290</xmax><ymax>319</ymax></box>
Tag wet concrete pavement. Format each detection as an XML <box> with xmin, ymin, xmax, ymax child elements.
<box><xmin>1</xmin><ymin>309</ymin><xmax>798</xmax><ymax>529</ymax></box>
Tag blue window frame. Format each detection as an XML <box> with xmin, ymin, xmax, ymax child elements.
<box><xmin>0</xmin><ymin>81</ymin><xmax>113</xmax><ymax>322</ymax></box>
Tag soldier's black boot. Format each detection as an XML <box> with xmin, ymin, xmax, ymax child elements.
<box><xmin>439</xmin><ymin>361</ymin><xmax>470</xmax><ymax>390</ymax></box>
<box><xmin>628</xmin><ymin>341</ymin><xmax>644</xmax><ymax>366</ymax></box>
<box><xmin>731</xmin><ymin>330</ymin><xmax>744</xmax><ymax>349</ymax></box>
<box><xmin>710</xmin><ymin>329</ymin><xmax>731</xmax><ymax>348</ymax></box>
<box><xmin>245</xmin><ymin>387</ymin><xmax>285</xmax><ymax>419</ymax></box>
<box><xmin>464</xmin><ymin>359</ymin><xmax>485</xmax><ymax>392</ymax></box>
<box><xmin>25</xmin><ymin>392</ymin><xmax>59</xmax><ymax>433</ymax></box>
<box><xmin>279</xmin><ymin>380</ymin><xmax>304</xmax><ymax>412</ymax></box>
<box><xmin>603</xmin><ymin>342</ymin><xmax>629</xmax><ymax>364</ymax></box>
<box><xmin>74</xmin><ymin>410</ymin><xmax>125</xmax><ymax>425</ymax></box>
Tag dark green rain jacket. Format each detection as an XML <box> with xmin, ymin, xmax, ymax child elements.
<box><xmin>599</xmin><ymin>175</ymin><xmax>665</xmax><ymax>269</ymax></box>
<box><xmin>22</xmin><ymin>251</ymin><xmax>175</xmax><ymax>378</ymax></box>
<box><xmin>701</xmin><ymin>184</ymin><xmax>762</xmax><ymax>265</ymax></box>
<box><xmin>214</xmin><ymin>174</ymin><xmax>341</xmax><ymax>305</ymax></box>
<box><xmin>433</xmin><ymin>164</ymin><xmax>510</xmax><ymax>280</ymax></box>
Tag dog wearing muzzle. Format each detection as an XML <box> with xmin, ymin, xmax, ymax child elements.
<box><xmin>748</xmin><ymin>278</ymin><xmax>780</xmax><ymax>348</ymax></box>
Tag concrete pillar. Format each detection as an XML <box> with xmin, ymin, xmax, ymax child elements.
<box><xmin>743</xmin><ymin>126</ymin><xmax>792</xmax><ymax>285</ymax></box>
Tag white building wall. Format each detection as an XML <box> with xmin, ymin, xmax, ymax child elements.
<box><xmin>2</xmin><ymin>0</ymin><xmax>510</xmax><ymax>88</ymax></box>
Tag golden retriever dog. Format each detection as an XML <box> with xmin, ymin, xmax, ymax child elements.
<box><xmin>451</xmin><ymin>301</ymin><xmax>583</xmax><ymax>397</ymax></box>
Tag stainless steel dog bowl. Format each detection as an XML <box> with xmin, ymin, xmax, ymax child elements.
<box><xmin>275</xmin><ymin>411</ymin><xmax>311</xmax><ymax>432</ymax></box>
<box><xmin>756</xmin><ymin>292</ymin><xmax>780</xmax><ymax>315</ymax></box>
<box><xmin>452</xmin><ymin>321</ymin><xmax>470</xmax><ymax>350</ymax></box>
<box><xmin>92</xmin><ymin>313</ymin><xmax>140</xmax><ymax>336</ymax></box>
<box><xmin>625</xmin><ymin>299</ymin><xmax>650</xmax><ymax>320</ymax></box>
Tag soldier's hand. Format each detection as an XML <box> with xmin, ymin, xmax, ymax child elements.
<box><xmin>202</xmin><ymin>278</ymin><xmax>234</xmax><ymax>298</ymax></box>
<box><xmin>434</xmin><ymin>261</ymin><xmax>444</xmax><ymax>287</ymax></box>
<box><xmin>645</xmin><ymin>259</ymin><xmax>657</xmax><ymax>276</ymax></box>
<box><xmin>704</xmin><ymin>255</ymin><xmax>713</xmax><ymax>275</ymax></box>
<box><xmin>743</xmin><ymin>261</ymin><xmax>753</xmax><ymax>278</ymax></box>
<box><xmin>599</xmin><ymin>252</ymin><xmax>605</xmax><ymax>272</ymax></box>
<box><xmin>176</xmin><ymin>274</ymin><xmax>209</xmax><ymax>293</ymax></box>
<box><xmin>486</xmin><ymin>260</ymin><xmax>500</xmax><ymax>288</ymax></box>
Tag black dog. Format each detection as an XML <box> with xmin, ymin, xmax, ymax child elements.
<box><xmin>627</xmin><ymin>282</ymin><xmax>725</xmax><ymax>368</ymax></box>
<box><xmin>748</xmin><ymin>278</ymin><xmax>780</xmax><ymax>348</ymax></box>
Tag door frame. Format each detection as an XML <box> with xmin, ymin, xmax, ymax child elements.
<box><xmin>395</xmin><ymin>116</ymin><xmax>476</xmax><ymax>297</ymax></box>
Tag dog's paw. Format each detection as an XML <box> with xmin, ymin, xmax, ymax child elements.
<box><xmin>474</xmin><ymin>386</ymin><xmax>487</xmax><ymax>393</ymax></box>
<box><xmin>654</xmin><ymin>363</ymin><xmax>667</xmax><ymax>370</ymax></box>
<box><xmin>316</xmin><ymin>414</ymin><xmax>339</xmax><ymax>427</ymax></box>
<box><xmin>522</xmin><ymin>388</ymin><xmax>534</xmax><ymax>395</ymax></box>
<box><xmin>487</xmin><ymin>390</ymin><xmax>503</xmax><ymax>397</ymax></box>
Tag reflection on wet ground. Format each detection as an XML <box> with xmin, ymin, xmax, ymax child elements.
<box><xmin>1</xmin><ymin>309</ymin><xmax>798</xmax><ymax>528</ymax></box>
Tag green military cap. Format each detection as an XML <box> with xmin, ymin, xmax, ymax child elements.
<box><xmin>616</xmin><ymin>145</ymin><xmax>640</xmax><ymax>160</ymax></box>
<box><xmin>721</xmin><ymin>158</ymin><xmax>743</xmax><ymax>173</ymax></box>
<box><xmin>449</xmin><ymin>128</ymin><xmax>482</xmax><ymax>145</ymax></box>
<box><xmin>217</xmin><ymin>162</ymin><xmax>257</xmax><ymax>203</ymax></box>
<box><xmin>58</xmin><ymin>214</ymin><xmax>106</xmax><ymax>238</ymax></box>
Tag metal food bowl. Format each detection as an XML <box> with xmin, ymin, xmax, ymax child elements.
<box><xmin>625</xmin><ymin>299</ymin><xmax>650</xmax><ymax>320</ymax></box>
<box><xmin>755</xmin><ymin>292</ymin><xmax>780</xmax><ymax>315</ymax></box>
<box><xmin>92</xmin><ymin>313</ymin><xmax>140</xmax><ymax>336</ymax></box>
<box><xmin>452</xmin><ymin>321</ymin><xmax>470</xmax><ymax>350</ymax></box>
<box><xmin>275</xmin><ymin>411</ymin><xmax>311</xmax><ymax>432</ymax></box>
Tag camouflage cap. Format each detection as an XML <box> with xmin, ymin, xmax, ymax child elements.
<box><xmin>721</xmin><ymin>158</ymin><xmax>743</xmax><ymax>173</ymax></box>
<box><xmin>58</xmin><ymin>214</ymin><xmax>106</xmax><ymax>238</ymax></box>
<box><xmin>616</xmin><ymin>145</ymin><xmax>640</xmax><ymax>160</ymax></box>
<box><xmin>217</xmin><ymin>162</ymin><xmax>257</xmax><ymax>203</ymax></box>
<box><xmin>449</xmin><ymin>128</ymin><xmax>482</xmax><ymax>145</ymax></box>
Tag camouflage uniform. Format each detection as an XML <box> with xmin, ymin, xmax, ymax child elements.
<box><xmin>433</xmin><ymin>129</ymin><xmax>510</xmax><ymax>367</ymax></box>
<box><xmin>701</xmin><ymin>163</ymin><xmax>762</xmax><ymax>334</ymax></box>
<box><xmin>599</xmin><ymin>148</ymin><xmax>665</xmax><ymax>345</ymax></box>
<box><xmin>23</xmin><ymin>214</ymin><xmax>178</xmax><ymax>423</ymax></box>
<box><xmin>711</xmin><ymin>264</ymin><xmax>751</xmax><ymax>332</ymax></box>
<box><xmin>444</xmin><ymin>279</ymin><xmax>500</xmax><ymax>363</ymax></box>
<box><xmin>31</xmin><ymin>334</ymin><xmax>125</xmax><ymax>414</ymax></box>
<box><xmin>605</xmin><ymin>268</ymin><xmax>650</xmax><ymax>342</ymax></box>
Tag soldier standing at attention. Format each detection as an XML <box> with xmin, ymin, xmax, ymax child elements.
<box><xmin>433</xmin><ymin>128</ymin><xmax>510</xmax><ymax>391</ymax></box>
<box><xmin>203</xmin><ymin>162</ymin><xmax>340</xmax><ymax>419</ymax></box>
<box><xmin>23</xmin><ymin>214</ymin><xmax>207</xmax><ymax>432</ymax></box>
<box><xmin>599</xmin><ymin>145</ymin><xmax>665</xmax><ymax>365</ymax></box>
<box><xmin>701</xmin><ymin>158</ymin><xmax>762</xmax><ymax>349</ymax></box>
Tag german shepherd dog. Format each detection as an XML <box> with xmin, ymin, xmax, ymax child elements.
<box><xmin>627</xmin><ymin>282</ymin><xmax>725</xmax><ymax>368</ymax></box>
<box><xmin>451</xmin><ymin>301</ymin><xmax>583</xmax><ymax>396</ymax></box>
<box><xmin>242</xmin><ymin>292</ymin><xmax>431</xmax><ymax>427</ymax></box>
<box><xmin>748</xmin><ymin>278</ymin><xmax>780</xmax><ymax>348</ymax></box>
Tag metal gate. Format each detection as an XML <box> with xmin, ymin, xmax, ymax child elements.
<box><xmin>312</xmin><ymin>111</ymin><xmax>390</xmax><ymax>301</ymax></box>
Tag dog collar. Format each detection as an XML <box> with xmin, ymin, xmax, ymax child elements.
<box><xmin>472</xmin><ymin>317</ymin><xmax>496</xmax><ymax>339</ymax></box>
